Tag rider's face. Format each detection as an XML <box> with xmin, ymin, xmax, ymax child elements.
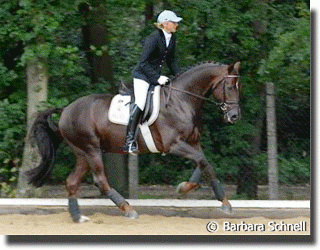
<box><xmin>163</xmin><ymin>21</ymin><xmax>179</xmax><ymax>33</ymax></box>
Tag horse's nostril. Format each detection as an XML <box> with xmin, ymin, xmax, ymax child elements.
<box><xmin>229</xmin><ymin>114</ymin><xmax>239</xmax><ymax>123</ymax></box>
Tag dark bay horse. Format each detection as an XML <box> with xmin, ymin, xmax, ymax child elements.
<box><xmin>27</xmin><ymin>61</ymin><xmax>240</xmax><ymax>222</ymax></box>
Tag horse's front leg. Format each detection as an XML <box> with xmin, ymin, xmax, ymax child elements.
<box><xmin>176</xmin><ymin>167</ymin><xmax>201</xmax><ymax>194</ymax></box>
<box><xmin>169</xmin><ymin>140</ymin><xmax>232</xmax><ymax>214</ymax></box>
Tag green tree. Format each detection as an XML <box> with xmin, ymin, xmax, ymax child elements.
<box><xmin>0</xmin><ymin>0</ymin><xmax>88</xmax><ymax>195</ymax></box>
<box><xmin>258</xmin><ymin>1</ymin><xmax>310</xmax><ymax>185</ymax></box>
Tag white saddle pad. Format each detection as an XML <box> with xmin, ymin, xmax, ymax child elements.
<box><xmin>108</xmin><ymin>86</ymin><xmax>161</xmax><ymax>126</ymax></box>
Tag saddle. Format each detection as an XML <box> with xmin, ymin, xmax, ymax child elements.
<box><xmin>108</xmin><ymin>82</ymin><xmax>161</xmax><ymax>126</ymax></box>
<box><xmin>108</xmin><ymin>82</ymin><xmax>161</xmax><ymax>153</ymax></box>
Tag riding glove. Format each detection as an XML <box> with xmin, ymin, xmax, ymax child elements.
<box><xmin>158</xmin><ymin>75</ymin><xmax>170</xmax><ymax>85</ymax></box>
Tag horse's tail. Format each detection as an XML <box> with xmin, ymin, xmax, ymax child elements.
<box><xmin>26</xmin><ymin>108</ymin><xmax>64</xmax><ymax>187</ymax></box>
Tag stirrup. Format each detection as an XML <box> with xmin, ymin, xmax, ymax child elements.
<box><xmin>124</xmin><ymin>141</ymin><xmax>138</xmax><ymax>155</ymax></box>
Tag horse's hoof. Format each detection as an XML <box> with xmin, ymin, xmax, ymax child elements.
<box><xmin>176</xmin><ymin>182</ymin><xmax>199</xmax><ymax>194</ymax></box>
<box><xmin>125</xmin><ymin>210</ymin><xmax>139</xmax><ymax>219</ymax></box>
<box><xmin>220</xmin><ymin>200</ymin><xmax>233</xmax><ymax>214</ymax></box>
<box><xmin>77</xmin><ymin>215</ymin><xmax>90</xmax><ymax>223</ymax></box>
<box><xmin>176</xmin><ymin>182</ymin><xmax>188</xmax><ymax>194</ymax></box>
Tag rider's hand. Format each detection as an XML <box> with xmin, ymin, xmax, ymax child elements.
<box><xmin>158</xmin><ymin>75</ymin><xmax>170</xmax><ymax>85</ymax></box>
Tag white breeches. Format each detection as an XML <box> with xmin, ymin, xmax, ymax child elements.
<box><xmin>133</xmin><ymin>78</ymin><xmax>150</xmax><ymax>110</ymax></box>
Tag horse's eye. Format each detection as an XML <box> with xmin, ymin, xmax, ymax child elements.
<box><xmin>221</xmin><ymin>104</ymin><xmax>227</xmax><ymax>111</ymax></box>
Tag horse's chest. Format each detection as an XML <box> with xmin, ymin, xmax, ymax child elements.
<box><xmin>185</xmin><ymin>126</ymin><xmax>200</xmax><ymax>144</ymax></box>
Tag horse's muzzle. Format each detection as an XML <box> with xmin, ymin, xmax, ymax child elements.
<box><xmin>225</xmin><ymin>108</ymin><xmax>240</xmax><ymax>124</ymax></box>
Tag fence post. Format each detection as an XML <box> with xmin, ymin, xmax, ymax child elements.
<box><xmin>266</xmin><ymin>82</ymin><xmax>279</xmax><ymax>199</ymax></box>
<box><xmin>128</xmin><ymin>155</ymin><xmax>139</xmax><ymax>199</ymax></box>
<box><xmin>104</xmin><ymin>154</ymin><xmax>129</xmax><ymax>198</ymax></box>
<box><xmin>104</xmin><ymin>154</ymin><xmax>138</xmax><ymax>199</ymax></box>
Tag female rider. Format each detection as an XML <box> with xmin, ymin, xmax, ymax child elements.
<box><xmin>124</xmin><ymin>10</ymin><xmax>183</xmax><ymax>154</ymax></box>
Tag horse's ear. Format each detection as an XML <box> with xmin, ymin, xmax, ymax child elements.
<box><xmin>234</xmin><ymin>61</ymin><xmax>240</xmax><ymax>73</ymax></box>
<box><xmin>228</xmin><ymin>61</ymin><xmax>240</xmax><ymax>74</ymax></box>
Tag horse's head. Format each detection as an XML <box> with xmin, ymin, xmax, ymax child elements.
<box><xmin>211</xmin><ymin>62</ymin><xmax>241</xmax><ymax>124</ymax></box>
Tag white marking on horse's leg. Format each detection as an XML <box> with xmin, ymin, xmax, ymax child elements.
<box><xmin>78</xmin><ymin>215</ymin><xmax>90</xmax><ymax>223</ymax></box>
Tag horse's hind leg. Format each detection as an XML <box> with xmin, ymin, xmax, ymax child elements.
<box><xmin>85</xmin><ymin>147</ymin><xmax>138</xmax><ymax>219</ymax></box>
<box><xmin>66</xmin><ymin>153</ymin><xmax>90</xmax><ymax>222</ymax></box>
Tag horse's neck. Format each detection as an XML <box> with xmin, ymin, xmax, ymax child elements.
<box><xmin>175</xmin><ymin>64</ymin><xmax>223</xmax><ymax>95</ymax></box>
<box><xmin>166</xmin><ymin>66</ymin><xmax>218</xmax><ymax>122</ymax></box>
<box><xmin>172</xmin><ymin>65</ymin><xmax>220</xmax><ymax>107</ymax></box>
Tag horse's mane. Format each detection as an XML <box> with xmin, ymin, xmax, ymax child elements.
<box><xmin>172</xmin><ymin>61</ymin><xmax>226</xmax><ymax>82</ymax></box>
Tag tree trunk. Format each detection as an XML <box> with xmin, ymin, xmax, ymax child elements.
<box><xmin>145</xmin><ymin>1</ymin><xmax>154</xmax><ymax>25</ymax></box>
<box><xmin>236</xmin><ymin>151</ymin><xmax>258</xmax><ymax>198</ymax></box>
<box><xmin>81</xmin><ymin>6</ymin><xmax>114</xmax><ymax>89</ymax></box>
<box><xmin>17</xmin><ymin>60</ymin><xmax>48</xmax><ymax>197</ymax></box>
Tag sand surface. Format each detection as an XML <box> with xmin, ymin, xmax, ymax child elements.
<box><xmin>0</xmin><ymin>212</ymin><xmax>310</xmax><ymax>235</ymax></box>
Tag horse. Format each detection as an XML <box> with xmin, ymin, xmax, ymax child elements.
<box><xmin>26</xmin><ymin>61</ymin><xmax>241</xmax><ymax>222</ymax></box>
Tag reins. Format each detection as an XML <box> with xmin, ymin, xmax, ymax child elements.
<box><xmin>165</xmin><ymin>85</ymin><xmax>214</xmax><ymax>104</ymax></box>
<box><xmin>164</xmin><ymin>75</ymin><xmax>240</xmax><ymax>107</ymax></box>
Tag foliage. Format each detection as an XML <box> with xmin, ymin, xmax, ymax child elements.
<box><xmin>139</xmin><ymin>154</ymin><xmax>195</xmax><ymax>185</ymax></box>
<box><xmin>278</xmin><ymin>156</ymin><xmax>310</xmax><ymax>184</ymax></box>
<box><xmin>258</xmin><ymin>1</ymin><xmax>310</xmax><ymax>187</ymax></box>
<box><xmin>259</xmin><ymin>2</ymin><xmax>310</xmax><ymax>98</ymax></box>
<box><xmin>0</xmin><ymin>99</ymin><xmax>25</xmax><ymax>196</ymax></box>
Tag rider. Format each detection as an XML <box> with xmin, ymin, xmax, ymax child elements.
<box><xmin>124</xmin><ymin>10</ymin><xmax>183</xmax><ymax>154</ymax></box>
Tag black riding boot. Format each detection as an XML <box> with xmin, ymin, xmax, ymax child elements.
<box><xmin>124</xmin><ymin>104</ymin><xmax>143</xmax><ymax>154</ymax></box>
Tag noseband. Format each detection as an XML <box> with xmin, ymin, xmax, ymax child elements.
<box><xmin>214</xmin><ymin>75</ymin><xmax>240</xmax><ymax>111</ymax></box>
<box><xmin>164</xmin><ymin>75</ymin><xmax>240</xmax><ymax>109</ymax></box>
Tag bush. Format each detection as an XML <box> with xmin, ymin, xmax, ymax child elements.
<box><xmin>0</xmin><ymin>99</ymin><xmax>25</xmax><ymax>196</ymax></box>
<box><xmin>278</xmin><ymin>156</ymin><xmax>310</xmax><ymax>184</ymax></box>
<box><xmin>139</xmin><ymin>154</ymin><xmax>195</xmax><ymax>185</ymax></box>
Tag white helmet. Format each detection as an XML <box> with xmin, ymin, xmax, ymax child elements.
<box><xmin>157</xmin><ymin>10</ymin><xmax>183</xmax><ymax>23</ymax></box>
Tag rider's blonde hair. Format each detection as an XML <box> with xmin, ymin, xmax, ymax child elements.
<box><xmin>153</xmin><ymin>22</ymin><xmax>164</xmax><ymax>29</ymax></box>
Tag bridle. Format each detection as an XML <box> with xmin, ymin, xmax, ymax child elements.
<box><xmin>218</xmin><ymin>75</ymin><xmax>240</xmax><ymax>112</ymax></box>
<box><xmin>164</xmin><ymin>75</ymin><xmax>240</xmax><ymax>109</ymax></box>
